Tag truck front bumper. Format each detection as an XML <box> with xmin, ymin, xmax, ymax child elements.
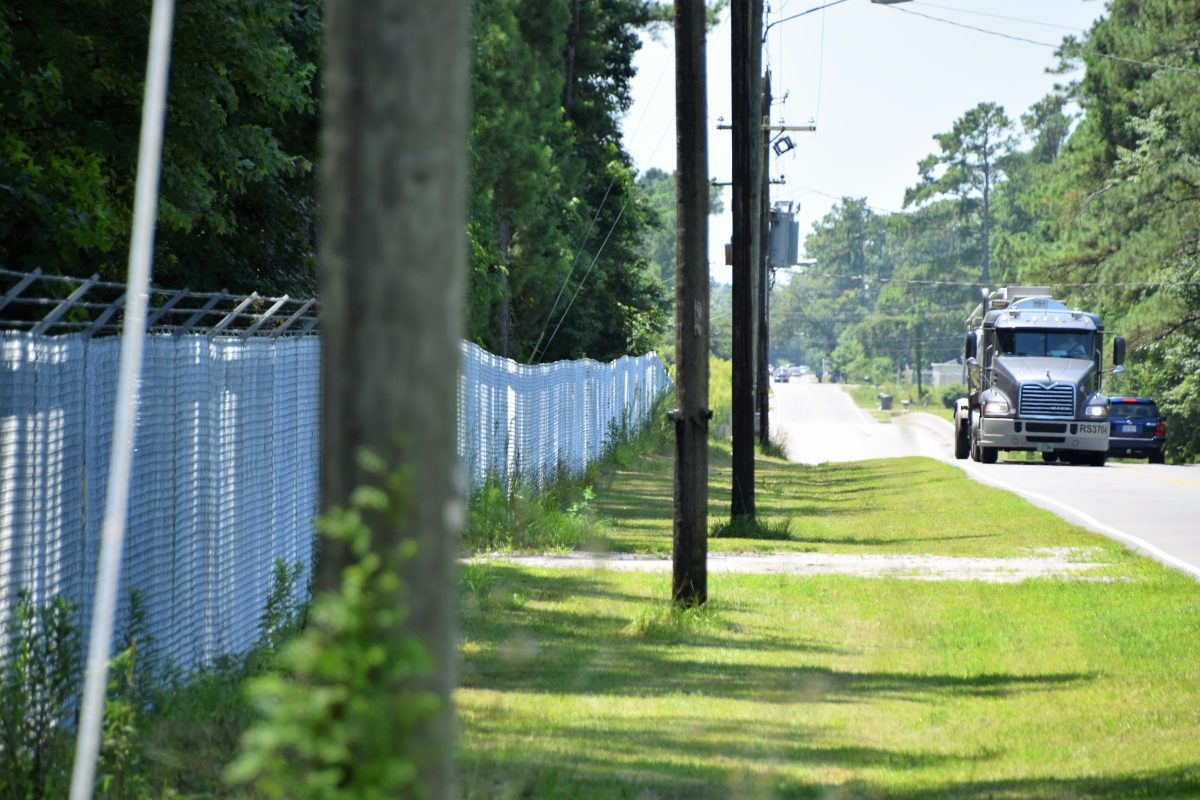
<box><xmin>978</xmin><ymin>418</ymin><xmax>1109</xmax><ymax>453</ymax></box>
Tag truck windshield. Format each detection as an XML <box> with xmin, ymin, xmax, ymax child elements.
<box><xmin>997</xmin><ymin>329</ymin><xmax>1092</xmax><ymax>359</ymax></box>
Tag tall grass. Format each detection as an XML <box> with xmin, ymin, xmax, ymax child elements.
<box><xmin>461</xmin><ymin>391</ymin><xmax>675</xmax><ymax>553</ymax></box>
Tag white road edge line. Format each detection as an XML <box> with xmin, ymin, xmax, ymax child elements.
<box><xmin>961</xmin><ymin>463</ymin><xmax>1200</xmax><ymax>582</ymax></box>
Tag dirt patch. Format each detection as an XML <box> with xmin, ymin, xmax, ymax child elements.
<box><xmin>470</xmin><ymin>548</ymin><xmax>1112</xmax><ymax>583</ymax></box>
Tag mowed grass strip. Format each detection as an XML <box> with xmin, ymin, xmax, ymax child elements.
<box><xmin>592</xmin><ymin>445</ymin><xmax>1129</xmax><ymax>561</ymax></box>
<box><xmin>457</xmin><ymin>450</ymin><xmax>1200</xmax><ymax>798</ymax></box>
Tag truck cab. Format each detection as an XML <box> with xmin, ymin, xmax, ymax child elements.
<box><xmin>953</xmin><ymin>288</ymin><xmax>1125</xmax><ymax>466</ymax></box>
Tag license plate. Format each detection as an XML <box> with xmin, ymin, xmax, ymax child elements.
<box><xmin>1037</xmin><ymin>443</ymin><xmax>1054</xmax><ymax>453</ymax></box>
<box><xmin>1121</xmin><ymin>424</ymin><xmax>1138</xmax><ymax>433</ymax></box>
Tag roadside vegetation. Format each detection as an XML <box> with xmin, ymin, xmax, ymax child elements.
<box><xmin>5</xmin><ymin>395</ymin><xmax>1199</xmax><ymax>797</ymax></box>
<box><xmin>458</xmin><ymin>445</ymin><xmax>1200</xmax><ymax>798</ymax></box>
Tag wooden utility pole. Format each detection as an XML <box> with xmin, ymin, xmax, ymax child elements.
<box><xmin>758</xmin><ymin>70</ymin><xmax>772</xmax><ymax>449</ymax></box>
<box><xmin>731</xmin><ymin>0</ymin><xmax>762</xmax><ymax>519</ymax></box>
<box><xmin>672</xmin><ymin>0</ymin><xmax>709</xmax><ymax>607</ymax></box>
<box><xmin>319</xmin><ymin>1</ymin><xmax>470</xmax><ymax>795</ymax></box>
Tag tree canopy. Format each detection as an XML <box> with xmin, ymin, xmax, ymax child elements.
<box><xmin>0</xmin><ymin>0</ymin><xmax>321</xmax><ymax>295</ymax></box>
<box><xmin>2</xmin><ymin>0</ymin><xmax>673</xmax><ymax>364</ymax></box>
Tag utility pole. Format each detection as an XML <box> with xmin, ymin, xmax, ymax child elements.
<box><xmin>320</xmin><ymin>1</ymin><xmax>469</xmax><ymax>794</ymax></box>
<box><xmin>671</xmin><ymin>0</ymin><xmax>709</xmax><ymax>607</ymax></box>
<box><xmin>758</xmin><ymin>70</ymin><xmax>771</xmax><ymax>449</ymax></box>
<box><xmin>731</xmin><ymin>0</ymin><xmax>763</xmax><ymax>519</ymax></box>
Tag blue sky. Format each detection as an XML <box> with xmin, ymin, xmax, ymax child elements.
<box><xmin>621</xmin><ymin>0</ymin><xmax>1107</xmax><ymax>283</ymax></box>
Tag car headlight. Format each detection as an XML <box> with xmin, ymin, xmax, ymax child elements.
<box><xmin>1084</xmin><ymin>404</ymin><xmax>1108</xmax><ymax>419</ymax></box>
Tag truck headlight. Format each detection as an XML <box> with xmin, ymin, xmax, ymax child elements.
<box><xmin>1084</xmin><ymin>403</ymin><xmax>1108</xmax><ymax>419</ymax></box>
<box><xmin>981</xmin><ymin>393</ymin><xmax>1012</xmax><ymax>416</ymax></box>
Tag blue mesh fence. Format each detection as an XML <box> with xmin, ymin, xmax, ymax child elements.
<box><xmin>1</xmin><ymin>322</ymin><xmax>668</xmax><ymax>671</ymax></box>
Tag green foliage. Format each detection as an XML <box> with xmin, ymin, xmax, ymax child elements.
<box><xmin>0</xmin><ymin>592</ymin><xmax>79</xmax><ymax>799</ymax></box>
<box><xmin>708</xmin><ymin>355</ymin><xmax>733</xmax><ymax>437</ymax></box>
<box><xmin>228</xmin><ymin>470</ymin><xmax>439</xmax><ymax>799</ymax></box>
<box><xmin>941</xmin><ymin>382</ymin><xmax>968</xmax><ymax>409</ymax></box>
<box><xmin>128</xmin><ymin>563</ymin><xmax>306</xmax><ymax>797</ymax></box>
<box><xmin>710</xmin><ymin>515</ymin><xmax>792</xmax><ymax>541</ymax></box>
<box><xmin>757</xmin><ymin>431</ymin><xmax>788</xmax><ymax>460</ymax></box>
<box><xmin>624</xmin><ymin>600</ymin><xmax>721</xmax><ymax>641</ymax></box>
<box><xmin>467</xmin><ymin>0</ymin><xmax>668</xmax><ymax>363</ymax></box>
<box><xmin>256</xmin><ymin>558</ymin><xmax>308</xmax><ymax>656</ymax></box>
<box><xmin>769</xmin><ymin>6</ymin><xmax>1200</xmax><ymax>462</ymax></box>
<box><xmin>0</xmin><ymin>0</ymin><xmax>320</xmax><ymax>295</ymax></box>
<box><xmin>464</xmin><ymin>477</ymin><xmax>606</xmax><ymax>553</ymax></box>
<box><xmin>463</xmin><ymin>392</ymin><xmax>674</xmax><ymax>553</ymax></box>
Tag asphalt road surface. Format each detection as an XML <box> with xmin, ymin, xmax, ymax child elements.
<box><xmin>770</xmin><ymin>377</ymin><xmax>1200</xmax><ymax>580</ymax></box>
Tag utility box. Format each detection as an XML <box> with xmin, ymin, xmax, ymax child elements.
<box><xmin>768</xmin><ymin>206</ymin><xmax>799</xmax><ymax>268</ymax></box>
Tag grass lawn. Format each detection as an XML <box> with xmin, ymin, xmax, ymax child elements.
<box><xmin>457</xmin><ymin>446</ymin><xmax>1200</xmax><ymax>798</ymax></box>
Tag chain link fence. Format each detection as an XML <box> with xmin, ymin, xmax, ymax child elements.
<box><xmin>2</xmin><ymin>269</ymin><xmax>670</xmax><ymax>671</ymax></box>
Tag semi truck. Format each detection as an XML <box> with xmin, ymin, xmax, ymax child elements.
<box><xmin>953</xmin><ymin>287</ymin><xmax>1125</xmax><ymax>466</ymax></box>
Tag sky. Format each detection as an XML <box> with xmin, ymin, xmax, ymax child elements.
<box><xmin>620</xmin><ymin>0</ymin><xmax>1108</xmax><ymax>284</ymax></box>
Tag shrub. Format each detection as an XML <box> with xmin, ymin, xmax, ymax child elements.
<box><xmin>941</xmin><ymin>383</ymin><xmax>967</xmax><ymax>409</ymax></box>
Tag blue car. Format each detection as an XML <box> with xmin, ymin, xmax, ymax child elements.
<box><xmin>1107</xmin><ymin>396</ymin><xmax>1166</xmax><ymax>463</ymax></box>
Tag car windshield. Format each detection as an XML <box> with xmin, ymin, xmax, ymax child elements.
<box><xmin>997</xmin><ymin>329</ymin><xmax>1092</xmax><ymax>359</ymax></box>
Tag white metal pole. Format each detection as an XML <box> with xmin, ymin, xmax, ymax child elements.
<box><xmin>69</xmin><ymin>0</ymin><xmax>175</xmax><ymax>796</ymax></box>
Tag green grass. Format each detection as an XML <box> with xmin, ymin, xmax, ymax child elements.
<box><xmin>589</xmin><ymin>446</ymin><xmax>1128</xmax><ymax>561</ymax></box>
<box><xmin>458</xmin><ymin>450</ymin><xmax>1200</xmax><ymax>798</ymax></box>
<box><xmin>845</xmin><ymin>381</ymin><xmax>958</xmax><ymax>424</ymax></box>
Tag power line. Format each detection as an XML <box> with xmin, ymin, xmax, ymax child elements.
<box><xmin>911</xmin><ymin>1</ymin><xmax>1090</xmax><ymax>33</ymax></box>
<box><xmin>885</xmin><ymin>5</ymin><xmax>1200</xmax><ymax>78</ymax></box>
<box><xmin>535</xmin><ymin>201</ymin><xmax>630</xmax><ymax>362</ymax></box>
<box><xmin>785</xmin><ymin>268</ymin><xmax>1200</xmax><ymax>289</ymax></box>
<box><xmin>536</xmin><ymin>5</ymin><xmax>728</xmax><ymax>364</ymax></box>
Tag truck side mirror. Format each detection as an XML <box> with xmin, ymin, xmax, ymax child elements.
<box><xmin>1113</xmin><ymin>335</ymin><xmax>1126</xmax><ymax>366</ymax></box>
<box><xmin>964</xmin><ymin>332</ymin><xmax>976</xmax><ymax>361</ymax></box>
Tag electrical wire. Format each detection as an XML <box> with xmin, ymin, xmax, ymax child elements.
<box><xmin>535</xmin><ymin>202</ymin><xmax>631</xmax><ymax>362</ymax></box>
<box><xmin>538</xmin><ymin>3</ymin><xmax>733</xmax><ymax>363</ymax></box>
<box><xmin>782</xmin><ymin>268</ymin><xmax>1200</xmax><ymax>289</ymax></box>
<box><xmin>761</xmin><ymin>0</ymin><xmax>850</xmax><ymax>42</ymax></box>
<box><xmin>911</xmin><ymin>1</ymin><xmax>1090</xmax><ymax>32</ymax></box>
<box><xmin>885</xmin><ymin>5</ymin><xmax>1200</xmax><ymax>78</ymax></box>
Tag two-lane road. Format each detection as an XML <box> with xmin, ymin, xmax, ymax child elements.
<box><xmin>770</xmin><ymin>377</ymin><xmax>1200</xmax><ymax>579</ymax></box>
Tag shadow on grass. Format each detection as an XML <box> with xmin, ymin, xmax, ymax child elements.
<box><xmin>460</xmin><ymin>566</ymin><xmax>1094</xmax><ymax>705</ymax></box>
<box><xmin>461</xmin><ymin>716</ymin><xmax>1003</xmax><ymax>799</ymax></box>
<box><xmin>463</xmin><ymin>709</ymin><xmax>1200</xmax><ymax>799</ymax></box>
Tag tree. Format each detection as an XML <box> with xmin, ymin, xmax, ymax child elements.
<box><xmin>771</xmin><ymin>198</ymin><xmax>889</xmax><ymax>367</ymax></box>
<box><xmin>467</xmin><ymin>0</ymin><xmax>669</xmax><ymax>364</ymax></box>
<box><xmin>1001</xmin><ymin>0</ymin><xmax>1200</xmax><ymax>461</ymax></box>
<box><xmin>319</xmin><ymin>0</ymin><xmax>470</xmax><ymax>795</ymax></box>
<box><xmin>904</xmin><ymin>102</ymin><xmax>1017</xmax><ymax>286</ymax></box>
<box><xmin>0</xmin><ymin>0</ymin><xmax>320</xmax><ymax>295</ymax></box>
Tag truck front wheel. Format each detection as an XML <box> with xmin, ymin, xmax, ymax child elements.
<box><xmin>980</xmin><ymin>446</ymin><xmax>998</xmax><ymax>464</ymax></box>
<box><xmin>954</xmin><ymin>419</ymin><xmax>969</xmax><ymax>460</ymax></box>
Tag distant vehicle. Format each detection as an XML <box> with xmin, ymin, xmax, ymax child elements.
<box><xmin>773</xmin><ymin>368</ymin><xmax>790</xmax><ymax>383</ymax></box>
<box><xmin>1107</xmin><ymin>397</ymin><xmax>1166</xmax><ymax>463</ymax></box>
<box><xmin>788</xmin><ymin>365</ymin><xmax>805</xmax><ymax>377</ymax></box>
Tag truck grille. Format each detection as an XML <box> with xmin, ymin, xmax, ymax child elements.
<box><xmin>1020</xmin><ymin>384</ymin><xmax>1075</xmax><ymax>418</ymax></box>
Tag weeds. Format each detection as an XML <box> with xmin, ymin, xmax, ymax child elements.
<box><xmin>257</xmin><ymin>558</ymin><xmax>308</xmax><ymax>654</ymax></box>
<box><xmin>625</xmin><ymin>600</ymin><xmax>721</xmax><ymax>641</ymax></box>
<box><xmin>758</xmin><ymin>431</ymin><xmax>788</xmax><ymax>459</ymax></box>
<box><xmin>227</xmin><ymin>456</ymin><xmax>438</xmax><ymax>799</ymax></box>
<box><xmin>0</xmin><ymin>591</ymin><xmax>79</xmax><ymax>799</ymax></box>
<box><xmin>462</xmin><ymin>391</ymin><xmax>674</xmax><ymax>553</ymax></box>
<box><xmin>710</xmin><ymin>515</ymin><xmax>793</xmax><ymax>541</ymax></box>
